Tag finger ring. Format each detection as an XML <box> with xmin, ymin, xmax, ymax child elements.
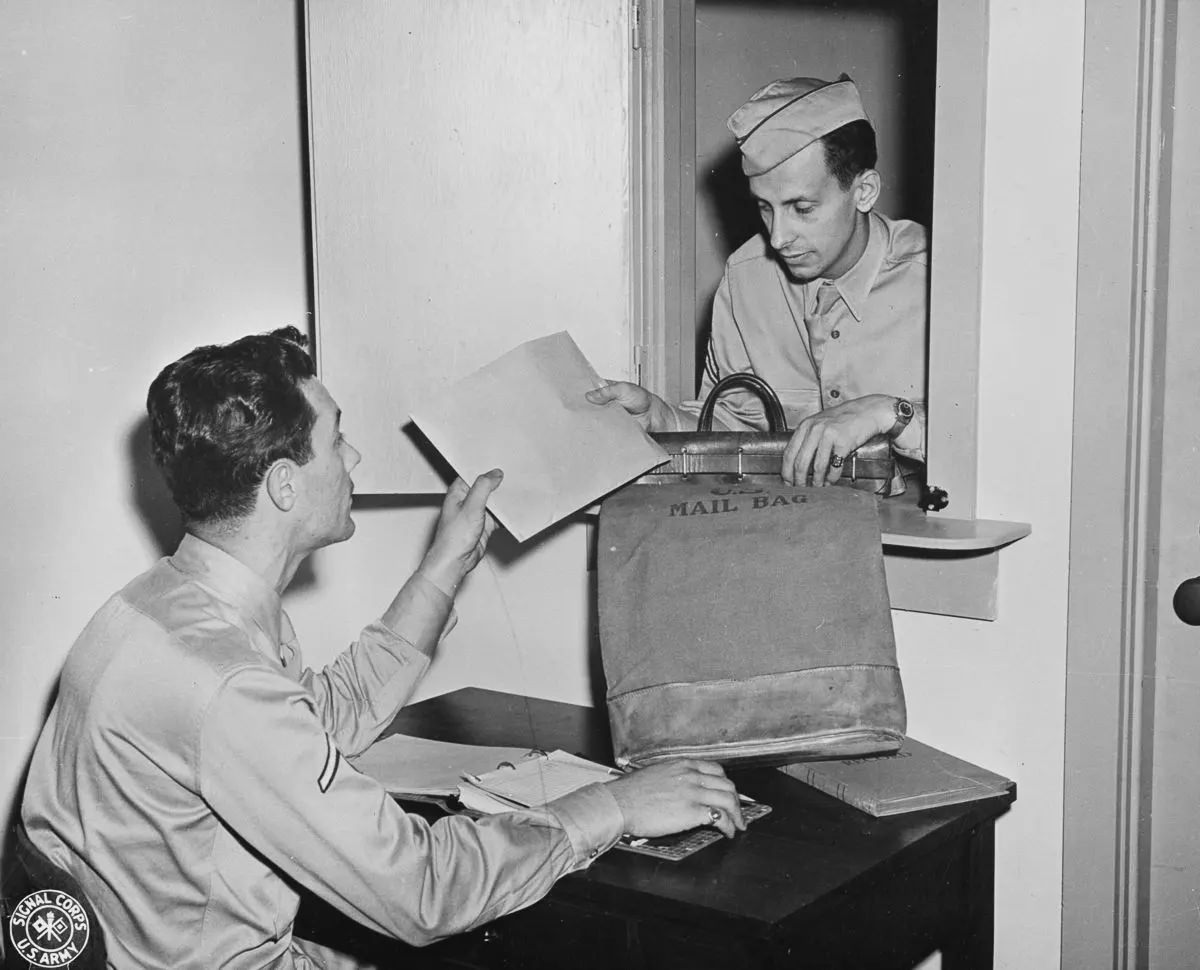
<box><xmin>830</xmin><ymin>453</ymin><xmax>844</xmax><ymax>468</ymax></box>
<box><xmin>708</xmin><ymin>808</ymin><xmax>722</xmax><ymax>825</ymax></box>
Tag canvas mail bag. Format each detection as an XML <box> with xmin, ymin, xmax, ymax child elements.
<box><xmin>598</xmin><ymin>481</ymin><xmax>906</xmax><ymax>767</ymax></box>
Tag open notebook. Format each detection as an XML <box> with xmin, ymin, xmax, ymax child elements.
<box><xmin>459</xmin><ymin>750</ymin><xmax>771</xmax><ymax>862</ymax></box>
<box><xmin>352</xmin><ymin>738</ymin><xmax>770</xmax><ymax>862</ymax></box>
<box><xmin>458</xmin><ymin>749</ymin><xmax>620</xmax><ymax>813</ymax></box>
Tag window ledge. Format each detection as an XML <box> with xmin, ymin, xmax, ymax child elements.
<box><xmin>878</xmin><ymin>503</ymin><xmax>1031</xmax><ymax>621</ymax></box>
<box><xmin>878</xmin><ymin>502</ymin><xmax>1031</xmax><ymax>551</ymax></box>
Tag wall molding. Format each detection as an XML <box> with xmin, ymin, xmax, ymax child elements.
<box><xmin>1063</xmin><ymin>0</ymin><xmax>1177</xmax><ymax>965</ymax></box>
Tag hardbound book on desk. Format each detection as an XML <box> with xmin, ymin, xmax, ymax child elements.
<box><xmin>779</xmin><ymin>736</ymin><xmax>1015</xmax><ymax>817</ymax></box>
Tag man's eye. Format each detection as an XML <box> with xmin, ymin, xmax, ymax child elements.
<box><xmin>793</xmin><ymin>204</ymin><xmax>815</xmax><ymax>216</ymax></box>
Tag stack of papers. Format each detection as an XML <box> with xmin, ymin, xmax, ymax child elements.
<box><xmin>349</xmin><ymin>735</ymin><xmax>618</xmax><ymax>811</ymax></box>
<box><xmin>349</xmin><ymin>735</ymin><xmax>546</xmax><ymax>799</ymax></box>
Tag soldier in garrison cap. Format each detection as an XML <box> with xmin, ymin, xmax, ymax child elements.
<box><xmin>589</xmin><ymin>75</ymin><xmax>927</xmax><ymax>495</ymax></box>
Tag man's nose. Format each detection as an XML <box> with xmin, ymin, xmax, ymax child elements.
<box><xmin>345</xmin><ymin>442</ymin><xmax>362</xmax><ymax>472</ymax></box>
<box><xmin>768</xmin><ymin>210</ymin><xmax>796</xmax><ymax>251</ymax></box>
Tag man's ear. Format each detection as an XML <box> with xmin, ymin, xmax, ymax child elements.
<box><xmin>264</xmin><ymin>459</ymin><xmax>298</xmax><ymax>512</ymax></box>
<box><xmin>853</xmin><ymin>169</ymin><xmax>881</xmax><ymax>213</ymax></box>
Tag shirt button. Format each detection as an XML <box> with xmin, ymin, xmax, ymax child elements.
<box><xmin>588</xmin><ymin>849</ymin><xmax>599</xmax><ymax>859</ymax></box>
<box><xmin>829</xmin><ymin>389</ymin><xmax>841</xmax><ymax>399</ymax></box>
<box><xmin>831</xmin><ymin>330</ymin><xmax>840</xmax><ymax>339</ymax></box>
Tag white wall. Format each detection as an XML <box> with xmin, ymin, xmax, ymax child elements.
<box><xmin>0</xmin><ymin>0</ymin><xmax>309</xmax><ymax>864</ymax></box>
<box><xmin>1</xmin><ymin>3</ymin><xmax>1084</xmax><ymax>968</ymax></box>
<box><xmin>892</xmin><ymin>4</ymin><xmax>1084</xmax><ymax>969</ymax></box>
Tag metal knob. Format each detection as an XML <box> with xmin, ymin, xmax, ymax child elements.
<box><xmin>1174</xmin><ymin>575</ymin><xmax>1200</xmax><ymax>625</ymax></box>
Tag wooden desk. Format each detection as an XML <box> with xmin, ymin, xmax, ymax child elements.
<box><xmin>300</xmin><ymin>687</ymin><xmax>1014</xmax><ymax>970</ymax></box>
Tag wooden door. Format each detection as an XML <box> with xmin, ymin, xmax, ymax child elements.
<box><xmin>305</xmin><ymin>0</ymin><xmax>636</xmax><ymax>492</ymax></box>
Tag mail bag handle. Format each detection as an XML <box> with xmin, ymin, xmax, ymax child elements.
<box><xmin>696</xmin><ymin>372</ymin><xmax>788</xmax><ymax>433</ymax></box>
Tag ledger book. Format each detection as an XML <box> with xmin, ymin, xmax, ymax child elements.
<box><xmin>778</xmin><ymin>737</ymin><xmax>1014</xmax><ymax>817</ymax></box>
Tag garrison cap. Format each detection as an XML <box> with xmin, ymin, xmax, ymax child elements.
<box><xmin>727</xmin><ymin>74</ymin><xmax>869</xmax><ymax>176</ymax></box>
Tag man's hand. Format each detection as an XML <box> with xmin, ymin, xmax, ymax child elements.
<box><xmin>417</xmin><ymin>470</ymin><xmax>503</xmax><ymax>596</ymax></box>
<box><xmin>585</xmin><ymin>381</ymin><xmax>679</xmax><ymax>433</ymax></box>
<box><xmin>606</xmin><ymin>759</ymin><xmax>746</xmax><ymax>840</ymax></box>
<box><xmin>781</xmin><ymin>394</ymin><xmax>894</xmax><ymax>487</ymax></box>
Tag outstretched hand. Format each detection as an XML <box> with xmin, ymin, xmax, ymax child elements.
<box><xmin>585</xmin><ymin>381</ymin><xmax>679</xmax><ymax>434</ymax></box>
<box><xmin>606</xmin><ymin>759</ymin><xmax>746</xmax><ymax>840</ymax></box>
<box><xmin>418</xmin><ymin>470</ymin><xmax>503</xmax><ymax>596</ymax></box>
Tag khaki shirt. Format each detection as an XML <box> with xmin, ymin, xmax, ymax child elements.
<box><xmin>22</xmin><ymin>535</ymin><xmax>623</xmax><ymax>969</ymax></box>
<box><xmin>678</xmin><ymin>210</ymin><xmax>928</xmax><ymax>465</ymax></box>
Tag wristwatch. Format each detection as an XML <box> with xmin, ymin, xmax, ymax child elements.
<box><xmin>887</xmin><ymin>398</ymin><xmax>915</xmax><ymax>438</ymax></box>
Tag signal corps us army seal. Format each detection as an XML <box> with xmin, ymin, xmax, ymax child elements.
<box><xmin>8</xmin><ymin>889</ymin><xmax>90</xmax><ymax>968</ymax></box>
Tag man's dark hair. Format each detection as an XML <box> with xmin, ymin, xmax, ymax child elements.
<box><xmin>147</xmin><ymin>326</ymin><xmax>318</xmax><ymax>527</ymax></box>
<box><xmin>821</xmin><ymin>119</ymin><xmax>877</xmax><ymax>190</ymax></box>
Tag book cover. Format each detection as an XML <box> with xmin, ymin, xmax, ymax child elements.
<box><xmin>778</xmin><ymin>737</ymin><xmax>1014</xmax><ymax>817</ymax></box>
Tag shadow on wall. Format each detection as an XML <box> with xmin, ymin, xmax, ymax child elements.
<box><xmin>696</xmin><ymin>144</ymin><xmax>761</xmax><ymax>386</ymax></box>
<box><xmin>127</xmin><ymin>415</ymin><xmax>184</xmax><ymax>558</ymax></box>
<box><xmin>370</xmin><ymin>425</ymin><xmax>610</xmax><ymax>711</ymax></box>
<box><xmin>350</xmin><ymin>491</ymin><xmax>607</xmax><ymax>710</ymax></box>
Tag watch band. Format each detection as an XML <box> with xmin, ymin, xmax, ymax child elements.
<box><xmin>887</xmin><ymin>398</ymin><xmax>915</xmax><ymax>439</ymax></box>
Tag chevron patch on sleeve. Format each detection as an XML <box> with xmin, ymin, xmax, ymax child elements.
<box><xmin>318</xmin><ymin>733</ymin><xmax>341</xmax><ymax>793</ymax></box>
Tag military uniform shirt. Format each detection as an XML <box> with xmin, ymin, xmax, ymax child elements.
<box><xmin>676</xmin><ymin>209</ymin><xmax>928</xmax><ymax>466</ymax></box>
<box><xmin>21</xmin><ymin>534</ymin><xmax>624</xmax><ymax>969</ymax></box>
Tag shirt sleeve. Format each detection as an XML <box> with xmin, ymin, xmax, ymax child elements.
<box><xmin>677</xmin><ymin>271</ymin><xmax>763</xmax><ymax>432</ymax></box>
<box><xmin>199</xmin><ymin>667</ymin><xmax>625</xmax><ymax>946</ymax></box>
<box><xmin>299</xmin><ymin>574</ymin><xmax>452</xmax><ymax>757</ymax></box>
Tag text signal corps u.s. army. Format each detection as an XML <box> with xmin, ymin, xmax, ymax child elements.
<box><xmin>8</xmin><ymin>889</ymin><xmax>90</xmax><ymax>968</ymax></box>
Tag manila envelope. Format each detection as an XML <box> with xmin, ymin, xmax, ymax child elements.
<box><xmin>409</xmin><ymin>331</ymin><xmax>668</xmax><ymax>542</ymax></box>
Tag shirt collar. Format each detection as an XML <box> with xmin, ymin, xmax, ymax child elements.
<box><xmin>806</xmin><ymin>210</ymin><xmax>886</xmax><ymax>323</ymax></box>
<box><xmin>169</xmin><ymin>533</ymin><xmax>284</xmax><ymax>652</ymax></box>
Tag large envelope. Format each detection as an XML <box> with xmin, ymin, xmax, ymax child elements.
<box><xmin>409</xmin><ymin>332</ymin><xmax>668</xmax><ymax>542</ymax></box>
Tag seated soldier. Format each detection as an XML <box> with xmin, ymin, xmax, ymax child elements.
<box><xmin>20</xmin><ymin>326</ymin><xmax>744</xmax><ymax>969</ymax></box>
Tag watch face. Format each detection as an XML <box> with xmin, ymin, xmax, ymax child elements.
<box><xmin>896</xmin><ymin>399</ymin><xmax>915</xmax><ymax>419</ymax></box>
